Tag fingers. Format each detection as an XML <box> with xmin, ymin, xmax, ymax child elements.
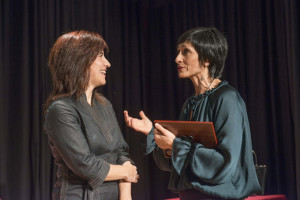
<box><xmin>154</xmin><ymin>123</ymin><xmax>162</xmax><ymax>129</ymax></box>
<box><xmin>126</xmin><ymin>164</ymin><xmax>139</xmax><ymax>183</ymax></box>
<box><xmin>124</xmin><ymin>110</ymin><xmax>132</xmax><ymax>127</ymax></box>
<box><xmin>155</xmin><ymin>123</ymin><xmax>172</xmax><ymax>137</ymax></box>
<box><xmin>154</xmin><ymin>128</ymin><xmax>163</xmax><ymax>144</ymax></box>
<box><xmin>134</xmin><ymin>168</ymin><xmax>139</xmax><ymax>182</ymax></box>
<box><xmin>154</xmin><ymin>124</ymin><xmax>175</xmax><ymax>150</ymax></box>
<box><xmin>124</xmin><ymin>110</ymin><xmax>129</xmax><ymax>121</ymax></box>
<box><xmin>134</xmin><ymin>174</ymin><xmax>140</xmax><ymax>183</ymax></box>
<box><xmin>154</xmin><ymin>123</ymin><xmax>165</xmax><ymax>133</ymax></box>
<box><xmin>126</xmin><ymin>110</ymin><xmax>148</xmax><ymax>121</ymax></box>
<box><xmin>154</xmin><ymin>127</ymin><xmax>162</xmax><ymax>136</ymax></box>
<box><xmin>139</xmin><ymin>111</ymin><xmax>148</xmax><ymax>120</ymax></box>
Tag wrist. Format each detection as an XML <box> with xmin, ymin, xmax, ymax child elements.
<box><xmin>169</xmin><ymin>135</ymin><xmax>175</xmax><ymax>149</ymax></box>
<box><xmin>106</xmin><ymin>164</ymin><xmax>127</xmax><ymax>181</ymax></box>
<box><xmin>145</xmin><ymin>126</ymin><xmax>155</xmax><ymax>135</ymax></box>
<box><xmin>119</xmin><ymin>181</ymin><xmax>132</xmax><ymax>200</ymax></box>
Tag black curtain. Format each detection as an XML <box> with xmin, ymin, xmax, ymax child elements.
<box><xmin>0</xmin><ymin>0</ymin><xmax>299</xmax><ymax>199</ymax></box>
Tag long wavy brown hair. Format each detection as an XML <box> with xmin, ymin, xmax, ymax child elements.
<box><xmin>44</xmin><ymin>30</ymin><xmax>108</xmax><ymax>112</ymax></box>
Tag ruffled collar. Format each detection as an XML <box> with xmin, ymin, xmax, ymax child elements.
<box><xmin>191</xmin><ymin>80</ymin><xmax>228</xmax><ymax>101</ymax></box>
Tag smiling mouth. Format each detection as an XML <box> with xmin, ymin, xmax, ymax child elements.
<box><xmin>100</xmin><ymin>70</ymin><xmax>107</xmax><ymax>74</ymax></box>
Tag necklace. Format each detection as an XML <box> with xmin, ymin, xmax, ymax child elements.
<box><xmin>205</xmin><ymin>79</ymin><xmax>215</xmax><ymax>91</ymax></box>
<box><xmin>197</xmin><ymin>78</ymin><xmax>215</xmax><ymax>95</ymax></box>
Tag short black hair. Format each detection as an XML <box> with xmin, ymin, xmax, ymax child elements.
<box><xmin>177</xmin><ymin>27</ymin><xmax>228</xmax><ymax>79</ymax></box>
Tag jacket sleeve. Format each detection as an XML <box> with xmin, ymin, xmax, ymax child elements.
<box><xmin>44</xmin><ymin>100</ymin><xmax>110</xmax><ymax>189</ymax></box>
<box><xmin>116</xmin><ymin>138</ymin><xmax>133</xmax><ymax>165</ymax></box>
<box><xmin>104</xmin><ymin>99</ymin><xmax>134</xmax><ymax>165</ymax></box>
<box><xmin>172</xmin><ymin>90</ymin><xmax>246</xmax><ymax>184</ymax></box>
<box><xmin>115</xmin><ymin>128</ymin><xmax>133</xmax><ymax>165</ymax></box>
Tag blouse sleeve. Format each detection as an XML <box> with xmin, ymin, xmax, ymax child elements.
<box><xmin>145</xmin><ymin>127</ymin><xmax>155</xmax><ymax>155</ymax></box>
<box><xmin>172</xmin><ymin>90</ymin><xmax>246</xmax><ymax>184</ymax></box>
<box><xmin>144</xmin><ymin>128</ymin><xmax>173</xmax><ymax>171</ymax></box>
<box><xmin>44</xmin><ymin>100</ymin><xmax>110</xmax><ymax>189</ymax></box>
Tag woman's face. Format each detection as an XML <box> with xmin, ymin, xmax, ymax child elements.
<box><xmin>88</xmin><ymin>51</ymin><xmax>111</xmax><ymax>88</ymax></box>
<box><xmin>175</xmin><ymin>42</ymin><xmax>204</xmax><ymax>79</ymax></box>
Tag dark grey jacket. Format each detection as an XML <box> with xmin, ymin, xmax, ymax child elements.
<box><xmin>44</xmin><ymin>95</ymin><xmax>132</xmax><ymax>200</ymax></box>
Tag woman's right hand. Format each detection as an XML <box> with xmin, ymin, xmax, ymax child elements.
<box><xmin>106</xmin><ymin>162</ymin><xmax>139</xmax><ymax>183</ymax></box>
<box><xmin>124</xmin><ymin>110</ymin><xmax>153</xmax><ymax>135</ymax></box>
<box><xmin>123</xmin><ymin>162</ymin><xmax>139</xmax><ymax>183</ymax></box>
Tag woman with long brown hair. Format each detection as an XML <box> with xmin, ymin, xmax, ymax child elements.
<box><xmin>44</xmin><ymin>30</ymin><xmax>138</xmax><ymax>200</ymax></box>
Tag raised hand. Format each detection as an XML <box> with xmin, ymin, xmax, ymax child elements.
<box><xmin>154</xmin><ymin>123</ymin><xmax>176</xmax><ymax>150</ymax></box>
<box><xmin>124</xmin><ymin>110</ymin><xmax>153</xmax><ymax>135</ymax></box>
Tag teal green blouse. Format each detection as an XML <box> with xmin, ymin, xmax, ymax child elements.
<box><xmin>146</xmin><ymin>81</ymin><xmax>261</xmax><ymax>199</ymax></box>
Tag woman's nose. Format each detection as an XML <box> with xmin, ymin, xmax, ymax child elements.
<box><xmin>105</xmin><ymin>57</ymin><xmax>111</xmax><ymax>68</ymax></box>
<box><xmin>175</xmin><ymin>53</ymin><xmax>182</xmax><ymax>64</ymax></box>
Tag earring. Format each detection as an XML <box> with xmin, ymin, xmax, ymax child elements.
<box><xmin>201</xmin><ymin>76</ymin><xmax>203</xmax><ymax>81</ymax></box>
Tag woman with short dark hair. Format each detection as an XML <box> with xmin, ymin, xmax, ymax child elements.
<box><xmin>125</xmin><ymin>27</ymin><xmax>261</xmax><ymax>199</ymax></box>
<box><xmin>44</xmin><ymin>30</ymin><xmax>138</xmax><ymax>200</ymax></box>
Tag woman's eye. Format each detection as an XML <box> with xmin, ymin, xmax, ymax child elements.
<box><xmin>182</xmin><ymin>49</ymin><xmax>189</xmax><ymax>55</ymax></box>
<box><xmin>98</xmin><ymin>53</ymin><xmax>104</xmax><ymax>57</ymax></box>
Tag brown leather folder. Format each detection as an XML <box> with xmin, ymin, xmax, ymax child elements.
<box><xmin>154</xmin><ymin>120</ymin><xmax>217</xmax><ymax>148</ymax></box>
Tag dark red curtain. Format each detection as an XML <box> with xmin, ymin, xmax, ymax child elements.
<box><xmin>0</xmin><ymin>0</ymin><xmax>299</xmax><ymax>199</ymax></box>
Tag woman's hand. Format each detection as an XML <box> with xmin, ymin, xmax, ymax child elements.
<box><xmin>123</xmin><ymin>162</ymin><xmax>139</xmax><ymax>183</ymax></box>
<box><xmin>105</xmin><ymin>162</ymin><xmax>138</xmax><ymax>183</ymax></box>
<box><xmin>154</xmin><ymin>123</ymin><xmax>176</xmax><ymax>150</ymax></box>
<box><xmin>124</xmin><ymin>110</ymin><xmax>153</xmax><ymax>135</ymax></box>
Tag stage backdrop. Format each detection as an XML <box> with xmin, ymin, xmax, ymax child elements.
<box><xmin>0</xmin><ymin>0</ymin><xmax>299</xmax><ymax>199</ymax></box>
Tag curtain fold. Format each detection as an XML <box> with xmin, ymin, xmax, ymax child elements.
<box><xmin>0</xmin><ymin>0</ymin><xmax>299</xmax><ymax>199</ymax></box>
<box><xmin>290</xmin><ymin>0</ymin><xmax>300</xmax><ymax>198</ymax></box>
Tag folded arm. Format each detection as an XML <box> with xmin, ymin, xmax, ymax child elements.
<box><xmin>45</xmin><ymin>101</ymin><xmax>138</xmax><ymax>189</ymax></box>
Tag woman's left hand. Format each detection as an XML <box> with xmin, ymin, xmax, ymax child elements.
<box><xmin>154</xmin><ymin>123</ymin><xmax>176</xmax><ymax>150</ymax></box>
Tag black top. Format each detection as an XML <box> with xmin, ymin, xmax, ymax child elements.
<box><xmin>146</xmin><ymin>81</ymin><xmax>261</xmax><ymax>199</ymax></box>
<box><xmin>44</xmin><ymin>95</ymin><xmax>132</xmax><ymax>199</ymax></box>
